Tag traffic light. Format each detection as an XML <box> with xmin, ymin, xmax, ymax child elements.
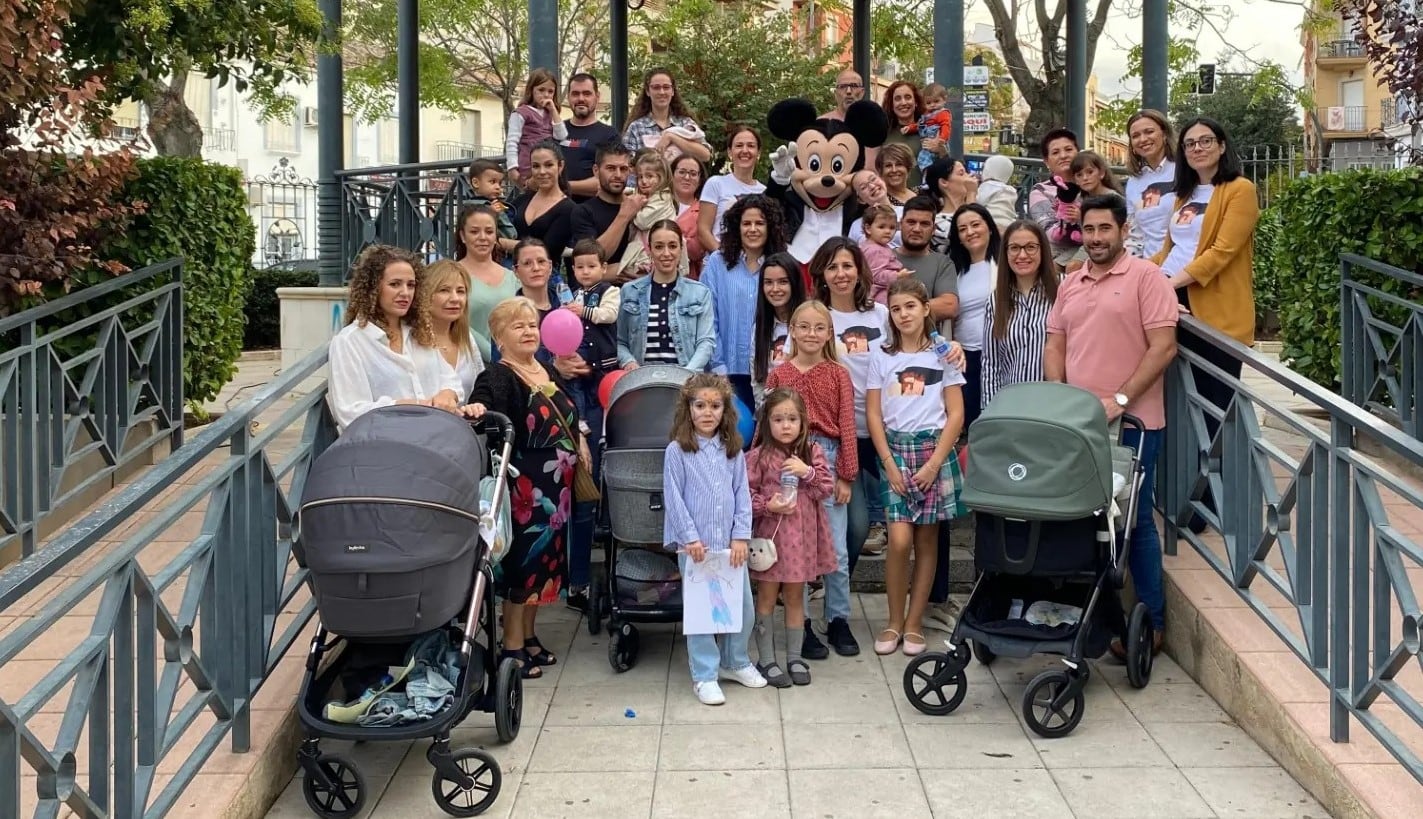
<box><xmin>1198</xmin><ymin>64</ymin><xmax>1216</xmax><ymax>95</ymax></box>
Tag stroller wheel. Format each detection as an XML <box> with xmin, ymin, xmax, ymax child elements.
<box><xmin>494</xmin><ymin>656</ymin><xmax>523</xmax><ymax>743</ymax></box>
<box><xmin>1126</xmin><ymin>602</ymin><xmax>1154</xmax><ymax>689</ymax></box>
<box><xmin>608</xmin><ymin>622</ymin><xmax>640</xmax><ymax>672</ymax></box>
<box><xmin>972</xmin><ymin>640</ymin><xmax>997</xmax><ymax>666</ymax></box>
<box><xmin>902</xmin><ymin>652</ymin><xmax>968</xmax><ymax>716</ymax></box>
<box><xmin>1022</xmin><ymin>669</ymin><xmax>1086</xmax><ymax>738</ymax></box>
<box><xmin>301</xmin><ymin>754</ymin><xmax>365</xmax><ymax>819</ymax></box>
<box><xmin>430</xmin><ymin>748</ymin><xmax>501</xmax><ymax>817</ymax></box>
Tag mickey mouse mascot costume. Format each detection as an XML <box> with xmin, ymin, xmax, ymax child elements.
<box><xmin>766</xmin><ymin>98</ymin><xmax>890</xmax><ymax>269</ymax></box>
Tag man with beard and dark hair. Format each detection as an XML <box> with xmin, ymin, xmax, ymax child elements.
<box><xmin>570</xmin><ymin>143</ymin><xmax>646</xmax><ymax>282</ymax></box>
<box><xmin>1045</xmin><ymin>192</ymin><xmax>1177</xmax><ymax>657</ymax></box>
<box><xmin>897</xmin><ymin>195</ymin><xmax>959</xmax><ymax>339</ymax></box>
<box><xmin>561</xmin><ymin>73</ymin><xmax>621</xmax><ymax>202</ymax></box>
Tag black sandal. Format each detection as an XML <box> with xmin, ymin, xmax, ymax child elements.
<box><xmin>501</xmin><ymin>648</ymin><xmax>542</xmax><ymax>679</ymax></box>
<box><xmin>524</xmin><ymin>636</ymin><xmax>558</xmax><ymax>666</ymax></box>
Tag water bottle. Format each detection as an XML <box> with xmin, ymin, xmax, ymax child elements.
<box><xmin>779</xmin><ymin>470</ymin><xmax>799</xmax><ymax>505</ymax></box>
<box><xmin>555</xmin><ymin>275</ymin><xmax>575</xmax><ymax>306</ymax></box>
<box><xmin>930</xmin><ymin>330</ymin><xmax>954</xmax><ymax>363</ymax></box>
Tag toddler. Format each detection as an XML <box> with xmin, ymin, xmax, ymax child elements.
<box><xmin>618</xmin><ymin>149</ymin><xmax>678</xmax><ymax>277</ymax></box>
<box><xmin>564</xmin><ymin>239</ymin><xmax>622</xmax><ymax>384</ymax></box>
<box><xmin>976</xmin><ymin>154</ymin><xmax>1019</xmax><ymax>233</ymax></box>
<box><xmin>467</xmin><ymin>159</ymin><xmax>519</xmax><ymax>261</ymax></box>
<box><xmin>908</xmin><ymin>84</ymin><xmax>953</xmax><ymax>170</ymax></box>
<box><xmin>504</xmin><ymin>69</ymin><xmax>569</xmax><ymax>190</ymax></box>
<box><xmin>857</xmin><ymin>203</ymin><xmax>908</xmax><ymax>305</ymax></box>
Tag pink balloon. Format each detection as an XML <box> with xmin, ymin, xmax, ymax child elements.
<box><xmin>540</xmin><ymin>308</ymin><xmax>584</xmax><ymax>357</ymax></box>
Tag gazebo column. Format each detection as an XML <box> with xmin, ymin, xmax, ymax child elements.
<box><xmin>397</xmin><ymin>0</ymin><xmax>419</xmax><ymax>162</ymax></box>
<box><xmin>611</xmin><ymin>0</ymin><xmax>628</xmax><ymax>130</ymax></box>
<box><xmin>529</xmin><ymin>0</ymin><xmax>558</xmax><ymax>76</ymax></box>
<box><xmin>1066</xmin><ymin>0</ymin><xmax>1087</xmax><ymax>139</ymax></box>
<box><xmin>1142</xmin><ymin>0</ymin><xmax>1169</xmax><ymax>112</ymax></box>
<box><xmin>852</xmin><ymin>0</ymin><xmax>871</xmax><ymax>88</ymax></box>
<box><xmin>316</xmin><ymin>0</ymin><xmax>344</xmax><ymax>287</ymax></box>
<box><xmin>932</xmin><ymin>0</ymin><xmax>964</xmax><ymax>157</ymax></box>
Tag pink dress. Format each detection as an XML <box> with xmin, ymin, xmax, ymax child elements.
<box><xmin>747</xmin><ymin>443</ymin><xmax>837</xmax><ymax>584</ymax></box>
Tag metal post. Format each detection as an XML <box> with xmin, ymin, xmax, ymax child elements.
<box><xmin>529</xmin><ymin>0</ymin><xmax>558</xmax><ymax>77</ymax></box>
<box><xmin>611</xmin><ymin>0</ymin><xmax>628</xmax><ymax>130</ymax></box>
<box><xmin>397</xmin><ymin>0</ymin><xmax>419</xmax><ymax>164</ymax></box>
<box><xmin>316</xmin><ymin>0</ymin><xmax>344</xmax><ymax>287</ymax></box>
<box><xmin>852</xmin><ymin>0</ymin><xmax>871</xmax><ymax>90</ymax></box>
<box><xmin>1142</xmin><ymin>0</ymin><xmax>1169</xmax><ymax>112</ymax></box>
<box><xmin>1066</xmin><ymin>0</ymin><xmax>1087</xmax><ymax>139</ymax></box>
<box><xmin>934</xmin><ymin>0</ymin><xmax>964</xmax><ymax>157</ymax></box>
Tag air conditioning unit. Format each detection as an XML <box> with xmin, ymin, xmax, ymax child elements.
<box><xmin>303</xmin><ymin>106</ymin><xmax>320</xmax><ymax>127</ymax></box>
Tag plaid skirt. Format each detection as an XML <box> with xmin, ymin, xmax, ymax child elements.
<box><xmin>881</xmin><ymin>429</ymin><xmax>966</xmax><ymax>524</ymax></box>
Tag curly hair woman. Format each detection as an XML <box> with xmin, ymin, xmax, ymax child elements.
<box><xmin>327</xmin><ymin>244</ymin><xmax>466</xmax><ymax>431</ymax></box>
<box><xmin>700</xmin><ymin>193</ymin><xmax>790</xmax><ymax>410</ymax></box>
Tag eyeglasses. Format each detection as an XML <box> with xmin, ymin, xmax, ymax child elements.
<box><xmin>793</xmin><ymin>323</ymin><xmax>831</xmax><ymax>334</ymax></box>
<box><xmin>835</xmin><ymin>83</ymin><xmax>864</xmax><ymax>91</ymax></box>
<box><xmin>1183</xmin><ymin>136</ymin><xmax>1219</xmax><ymax>151</ymax></box>
<box><xmin>1007</xmin><ymin>243</ymin><xmax>1041</xmax><ymax>256</ymax></box>
<box><xmin>674</xmin><ymin>169</ymin><xmax>700</xmax><ymax>179</ymax></box>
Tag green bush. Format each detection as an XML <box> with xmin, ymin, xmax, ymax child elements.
<box><xmin>244</xmin><ymin>265</ymin><xmax>318</xmax><ymax>350</ymax></box>
<box><xmin>102</xmin><ymin>157</ymin><xmax>256</xmax><ymax>407</ymax></box>
<box><xmin>1271</xmin><ymin>166</ymin><xmax>1423</xmax><ymax>389</ymax></box>
<box><xmin>1252</xmin><ymin>207</ymin><xmax>1281</xmax><ymax>337</ymax></box>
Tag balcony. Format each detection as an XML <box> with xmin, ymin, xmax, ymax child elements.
<box><xmin>103</xmin><ymin>117</ymin><xmax>140</xmax><ymax>141</ymax></box>
<box><xmin>1381</xmin><ymin>96</ymin><xmax>1415</xmax><ymax>131</ymax></box>
<box><xmin>433</xmin><ymin>140</ymin><xmax>500</xmax><ymax>162</ymax></box>
<box><xmin>1317</xmin><ymin>38</ymin><xmax>1365</xmax><ymax>65</ymax></box>
<box><xmin>1319</xmin><ymin>105</ymin><xmax>1369</xmax><ymax>135</ymax></box>
<box><xmin>206</xmin><ymin>126</ymin><xmax>236</xmax><ymax>152</ymax></box>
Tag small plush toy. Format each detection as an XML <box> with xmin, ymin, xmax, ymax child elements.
<box><xmin>1050</xmin><ymin>175</ymin><xmax>1083</xmax><ymax>245</ymax></box>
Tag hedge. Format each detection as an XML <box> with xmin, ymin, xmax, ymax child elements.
<box><xmin>1270</xmin><ymin>166</ymin><xmax>1423</xmax><ymax>389</ymax></box>
<box><xmin>102</xmin><ymin>157</ymin><xmax>256</xmax><ymax>408</ymax></box>
<box><xmin>244</xmin><ymin>265</ymin><xmax>318</xmax><ymax>350</ymax></box>
<box><xmin>1252</xmin><ymin>206</ymin><xmax>1281</xmax><ymax>337</ymax></box>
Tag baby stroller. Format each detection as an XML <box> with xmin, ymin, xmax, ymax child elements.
<box><xmin>292</xmin><ymin>405</ymin><xmax>521</xmax><ymax>817</ymax></box>
<box><xmin>901</xmin><ymin>382</ymin><xmax>1155</xmax><ymax>738</ymax></box>
<box><xmin>583</xmin><ymin>365</ymin><xmax>696</xmax><ymax>671</ymax></box>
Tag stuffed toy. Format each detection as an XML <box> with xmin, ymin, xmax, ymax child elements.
<box><xmin>766</xmin><ymin>98</ymin><xmax>889</xmax><ymax>267</ymax></box>
<box><xmin>1049</xmin><ymin>175</ymin><xmax>1083</xmax><ymax>245</ymax></box>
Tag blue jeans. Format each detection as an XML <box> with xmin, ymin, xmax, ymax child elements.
<box><xmin>807</xmin><ymin>435</ymin><xmax>852</xmax><ymax>623</ymax></box>
<box><xmin>1122</xmin><ymin>427</ymin><xmax>1165</xmax><ymax>628</ymax></box>
<box><xmin>681</xmin><ymin>553</ymin><xmax>756</xmax><ymax>682</ymax></box>
<box><xmin>846</xmin><ymin>437</ymin><xmax>881</xmax><ymax>576</ymax></box>
<box><xmin>567</xmin><ymin>379</ymin><xmax>603</xmax><ymax>590</ymax></box>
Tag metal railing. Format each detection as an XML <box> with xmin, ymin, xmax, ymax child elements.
<box><xmin>434</xmin><ymin>141</ymin><xmax>501</xmax><ymax>162</ymax></box>
<box><xmin>0</xmin><ymin>346</ymin><xmax>336</xmax><ymax>818</ymax></box>
<box><xmin>0</xmin><ymin>261</ymin><xmax>184</xmax><ymax>561</ymax></box>
<box><xmin>1160</xmin><ymin>314</ymin><xmax>1423</xmax><ymax>786</ymax></box>
<box><xmin>1320</xmin><ymin>39</ymin><xmax>1365</xmax><ymax>59</ymax></box>
<box><xmin>1341</xmin><ymin>253</ymin><xmax>1423</xmax><ymax>439</ymax></box>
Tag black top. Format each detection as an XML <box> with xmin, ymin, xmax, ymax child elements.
<box><xmin>570</xmin><ymin>196</ymin><xmax>633</xmax><ymax>267</ymax></box>
<box><xmin>468</xmin><ymin>359</ymin><xmax>581</xmax><ymax>449</ymax></box>
<box><xmin>511</xmin><ymin>193</ymin><xmax>576</xmax><ymax>271</ymax></box>
<box><xmin>561</xmin><ymin>121</ymin><xmax>621</xmax><ymax>202</ymax></box>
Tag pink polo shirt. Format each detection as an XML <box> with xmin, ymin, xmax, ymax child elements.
<box><xmin>1046</xmin><ymin>252</ymin><xmax>1179</xmax><ymax>429</ymax></box>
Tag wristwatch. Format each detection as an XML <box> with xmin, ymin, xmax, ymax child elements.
<box><xmin>1114</xmin><ymin>392</ymin><xmax>1130</xmax><ymax>408</ymax></box>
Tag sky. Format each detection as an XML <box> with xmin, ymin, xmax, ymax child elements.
<box><xmin>962</xmin><ymin>0</ymin><xmax>1310</xmax><ymax>101</ymax></box>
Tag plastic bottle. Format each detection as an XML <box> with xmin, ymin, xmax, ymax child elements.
<box><xmin>779</xmin><ymin>470</ymin><xmax>799</xmax><ymax>505</ymax></box>
<box><xmin>930</xmin><ymin>330</ymin><xmax>954</xmax><ymax>363</ymax></box>
<box><xmin>555</xmin><ymin>275</ymin><xmax>575</xmax><ymax>306</ymax></box>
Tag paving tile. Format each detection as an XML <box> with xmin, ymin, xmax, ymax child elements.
<box><xmin>781</xmin><ymin>721</ymin><xmax>915</xmax><ymax>770</ymax></box>
<box><xmin>525</xmin><ymin>725</ymin><xmax>660</xmax><ymax>773</ymax></box>
<box><xmin>788</xmin><ymin>768</ymin><xmax>930</xmax><ymax>818</ymax></box>
<box><xmin>1117</xmin><ymin>682</ymin><xmax>1230</xmax><ymax>723</ymax></box>
<box><xmin>921</xmin><ymin>767</ymin><xmax>1072</xmax><ymax>818</ymax></box>
<box><xmin>651</xmin><ymin>769</ymin><xmax>789</xmax><ymax>819</ymax></box>
<box><xmin>1145</xmin><ymin>720</ymin><xmax>1279</xmax><ymax>768</ymax></box>
<box><xmin>375</xmin><ymin>767</ymin><xmax>521</xmax><ymax>819</ymax></box>
<box><xmin>1002</xmin><ymin>679</ymin><xmax>1136</xmax><ymax>725</ymax></box>
<box><xmin>902</xmin><ymin>722</ymin><xmax>1043</xmax><ymax>769</ymax></box>
<box><xmin>1026</xmin><ymin>712</ymin><xmax>1173</xmax><ymax>769</ymax></box>
<box><xmin>1098</xmin><ymin>653</ymin><xmax>1196</xmax><ymax>688</ymax></box>
<box><xmin>658</xmin><ymin>723</ymin><xmax>784</xmax><ymax>771</ymax></box>
<box><xmin>544</xmin><ymin>682</ymin><xmax>667</xmax><ymax>727</ymax></box>
<box><xmin>510</xmin><ymin>771</ymin><xmax>655</xmax><ymax>819</ymax></box>
<box><xmin>777</xmin><ymin>682</ymin><xmax>900</xmax><ymax>724</ymax></box>
<box><xmin>449</xmin><ymin>687</ymin><xmax>555</xmax><ymax>775</ymax></box>
<box><xmin>1052</xmin><ymin>766</ymin><xmax>1216</xmax><ymax>818</ymax></box>
<box><xmin>1182</xmin><ymin>765</ymin><xmax>1327</xmax><ymax>818</ymax></box>
<box><xmin>662</xmin><ymin>682</ymin><xmax>781</xmax><ymax>725</ymax></box>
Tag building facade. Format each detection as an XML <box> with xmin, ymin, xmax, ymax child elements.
<box><xmin>1301</xmin><ymin>5</ymin><xmax>1407</xmax><ymax>169</ymax></box>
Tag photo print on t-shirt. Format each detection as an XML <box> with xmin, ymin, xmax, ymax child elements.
<box><xmin>770</xmin><ymin>333</ymin><xmax>790</xmax><ymax>365</ymax></box>
<box><xmin>1174</xmin><ymin>200</ymin><xmax>1209</xmax><ymax>225</ymax></box>
<box><xmin>891</xmin><ymin>365</ymin><xmax>944</xmax><ymax>397</ymax></box>
<box><xmin>838</xmin><ymin>325</ymin><xmax>883</xmax><ymax>356</ymax></box>
<box><xmin>1139</xmin><ymin>181</ymin><xmax>1172</xmax><ymax>209</ymax></box>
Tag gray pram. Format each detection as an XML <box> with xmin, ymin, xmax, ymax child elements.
<box><xmin>292</xmin><ymin>405</ymin><xmax>520</xmax><ymax>817</ymax></box>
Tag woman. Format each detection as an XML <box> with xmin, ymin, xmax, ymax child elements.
<box><xmin>697</xmin><ymin>125</ymin><xmax>766</xmax><ymax>253</ymax></box>
<box><xmin>980</xmin><ymin>221</ymin><xmax>1058</xmax><ymax>406</ymax></box>
<box><xmin>671</xmin><ymin>154</ymin><xmax>708</xmax><ymax>278</ymax></box>
<box><xmin>510</xmin><ymin>239</ymin><xmax>562</xmax><ymax>341</ymax></box>
<box><xmin>468</xmin><ymin>297</ymin><xmax>591</xmax><ymax>677</ymax></box>
<box><xmin>1124</xmin><ymin>109</ymin><xmax>1177</xmax><ymax>258</ymax></box>
<box><xmin>751</xmin><ymin>251</ymin><xmax>808</xmax><ymax>407</ymax></box>
<box><xmin>455</xmin><ymin>204</ymin><xmax>520</xmax><ymax>362</ymax></box>
<box><xmin>510</xmin><ymin>140</ymin><xmax>577</xmax><ymax>275</ymax></box>
<box><xmin>327</xmin><ymin>245</ymin><xmax>463</xmax><ymax>430</ymax></box>
<box><xmin>876</xmin><ymin>143</ymin><xmax>918</xmax><ymax>206</ymax></box>
<box><xmin>702</xmin><ymin>194</ymin><xmax>789</xmax><ymax>409</ymax></box>
<box><xmin>1027</xmin><ymin>127</ymin><xmax>1082</xmax><ymax>268</ymax></box>
<box><xmin>417</xmin><ymin>260</ymin><xmax>485</xmax><ymax>398</ymax></box>
<box><xmin>925</xmin><ymin>157</ymin><xmax>978</xmax><ymax>254</ymax></box>
<box><xmin>945</xmin><ymin>203</ymin><xmax>1001</xmax><ymax>428</ymax></box>
<box><xmin>616</xmin><ymin>220</ymin><xmax>716</xmax><ymax>371</ymax></box>
<box><xmin>880</xmin><ymin>81</ymin><xmax>936</xmax><ymax>190</ymax></box>
<box><xmin>622</xmin><ymin>69</ymin><xmax>712</xmax><ymax>163</ymax></box>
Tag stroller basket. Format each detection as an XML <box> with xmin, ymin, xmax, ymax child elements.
<box><xmin>603</xmin><ymin>449</ymin><xmax>668</xmax><ymax>545</ymax></box>
<box><xmin>613</xmin><ymin>548</ymin><xmax>681</xmax><ymax>607</ymax></box>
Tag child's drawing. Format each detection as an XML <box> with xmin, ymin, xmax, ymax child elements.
<box><xmin>682</xmin><ymin>550</ymin><xmax>744</xmax><ymax>635</ymax></box>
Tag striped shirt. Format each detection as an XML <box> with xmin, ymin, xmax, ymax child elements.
<box><xmin>662</xmin><ymin>436</ymin><xmax>753</xmax><ymax>550</ymax></box>
<box><xmin>980</xmin><ymin>282</ymin><xmax>1053</xmax><ymax>407</ymax></box>
<box><xmin>644</xmin><ymin>280</ymin><xmax>678</xmax><ymax>364</ymax></box>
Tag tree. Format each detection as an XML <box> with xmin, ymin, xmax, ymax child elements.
<box><xmin>1095</xmin><ymin>37</ymin><xmax>1200</xmax><ymax>135</ymax></box>
<box><xmin>59</xmin><ymin>0</ymin><xmax>325</xmax><ymax>157</ymax></box>
<box><xmin>343</xmin><ymin>0</ymin><xmax>609</xmax><ymax>121</ymax></box>
<box><xmin>1169</xmin><ymin>63</ymin><xmax>1304</xmax><ymax>157</ymax></box>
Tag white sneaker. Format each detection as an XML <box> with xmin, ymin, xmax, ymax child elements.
<box><xmin>693</xmin><ymin>680</ymin><xmax>726</xmax><ymax>705</ymax></box>
<box><xmin>862</xmin><ymin>524</ymin><xmax>888</xmax><ymax>555</ymax></box>
<box><xmin>718</xmin><ymin>664</ymin><xmax>768</xmax><ymax>688</ymax></box>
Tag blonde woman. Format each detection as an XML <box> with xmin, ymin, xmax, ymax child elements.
<box><xmin>417</xmin><ymin>260</ymin><xmax>485</xmax><ymax>398</ymax></box>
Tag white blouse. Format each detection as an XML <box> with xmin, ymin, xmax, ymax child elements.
<box><xmin>327</xmin><ymin>321</ymin><xmax>464</xmax><ymax>431</ymax></box>
<box><xmin>450</xmin><ymin>332</ymin><xmax>486</xmax><ymax>399</ymax></box>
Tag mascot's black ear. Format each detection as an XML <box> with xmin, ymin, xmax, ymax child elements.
<box><xmin>768</xmin><ymin>98</ymin><xmax>820</xmax><ymax>142</ymax></box>
<box><xmin>843</xmin><ymin>100</ymin><xmax>890</xmax><ymax>150</ymax></box>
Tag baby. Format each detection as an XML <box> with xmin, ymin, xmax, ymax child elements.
<box><xmin>909</xmin><ymin>84</ymin><xmax>953</xmax><ymax>170</ymax></box>
<box><xmin>858</xmin><ymin>203</ymin><xmax>908</xmax><ymax>305</ymax></box>
<box><xmin>975</xmin><ymin>154</ymin><xmax>1019</xmax><ymax>232</ymax></box>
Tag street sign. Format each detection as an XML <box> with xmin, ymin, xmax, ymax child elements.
<box><xmin>964</xmin><ymin>91</ymin><xmax>990</xmax><ymax>109</ymax></box>
<box><xmin>963</xmin><ymin>65</ymin><xmax>990</xmax><ymax>86</ymax></box>
<box><xmin>963</xmin><ymin>111</ymin><xmax>992</xmax><ymax>133</ymax></box>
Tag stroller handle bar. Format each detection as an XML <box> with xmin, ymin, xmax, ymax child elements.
<box><xmin>469</xmin><ymin>410</ymin><xmax>514</xmax><ymax>440</ymax></box>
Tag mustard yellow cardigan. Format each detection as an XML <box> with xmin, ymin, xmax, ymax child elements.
<box><xmin>1151</xmin><ymin>176</ymin><xmax>1259</xmax><ymax>346</ymax></box>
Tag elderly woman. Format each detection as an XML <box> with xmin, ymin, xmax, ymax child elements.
<box><xmin>702</xmin><ymin>194</ymin><xmax>788</xmax><ymax>409</ymax></box>
<box><xmin>467</xmin><ymin>296</ymin><xmax>591</xmax><ymax>677</ymax></box>
<box><xmin>327</xmin><ymin>245</ymin><xmax>463</xmax><ymax>431</ymax></box>
<box><xmin>622</xmin><ymin>69</ymin><xmax>712</xmax><ymax>163</ymax></box>
<box><xmin>1027</xmin><ymin>127</ymin><xmax>1083</xmax><ymax>268</ymax></box>
<box><xmin>617</xmin><ymin>220</ymin><xmax>716</xmax><ymax>371</ymax></box>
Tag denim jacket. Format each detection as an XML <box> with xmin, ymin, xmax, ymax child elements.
<box><xmin>616</xmin><ymin>274</ymin><xmax>716</xmax><ymax>371</ymax></box>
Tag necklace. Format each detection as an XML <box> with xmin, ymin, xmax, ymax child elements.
<box><xmin>503</xmin><ymin>357</ymin><xmax>544</xmax><ymax>378</ymax></box>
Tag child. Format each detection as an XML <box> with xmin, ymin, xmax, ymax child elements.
<box><xmin>747</xmin><ymin>388</ymin><xmax>837</xmax><ymax>687</ymax></box>
<box><xmin>662</xmin><ymin>373</ymin><xmax>767</xmax><ymax>705</ymax></box>
<box><xmin>618</xmin><ymin>149</ymin><xmax>679</xmax><ymax>278</ymax></box>
<box><xmin>1070</xmin><ymin>150</ymin><xmax>1124</xmax><ymax>197</ymax></box>
<box><xmin>908</xmin><ymin>84</ymin><xmax>953</xmax><ymax>171</ymax></box>
<box><xmin>467</xmin><ymin>158</ymin><xmax>519</xmax><ymax>258</ymax></box>
<box><xmin>976</xmin><ymin>154</ymin><xmax>1019</xmax><ymax>232</ymax></box>
<box><xmin>563</xmin><ymin>239</ymin><xmax>622</xmax><ymax>403</ymax></box>
<box><xmin>857</xmin><ymin>203</ymin><xmax>908</xmax><ymax>304</ymax></box>
<box><xmin>504</xmin><ymin>68</ymin><xmax>569</xmax><ymax>191</ymax></box>
<box><xmin>764</xmin><ymin>299</ymin><xmax>859</xmax><ymax>658</ymax></box>
<box><xmin>866</xmin><ymin>277</ymin><xmax>966</xmax><ymax>659</ymax></box>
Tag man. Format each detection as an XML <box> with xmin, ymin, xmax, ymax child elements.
<box><xmin>823</xmin><ymin>68</ymin><xmax>865</xmax><ymax>121</ymax></box>
<box><xmin>1028</xmin><ymin>127</ymin><xmax>1083</xmax><ymax>268</ymax></box>
<box><xmin>561</xmin><ymin>73</ymin><xmax>621</xmax><ymax>203</ymax></box>
<box><xmin>570</xmin><ymin>143</ymin><xmax>646</xmax><ymax>283</ymax></box>
<box><xmin>1045</xmin><ymin>194</ymin><xmax>1177</xmax><ymax>654</ymax></box>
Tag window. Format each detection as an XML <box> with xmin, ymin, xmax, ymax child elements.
<box><xmin>264</xmin><ymin>115</ymin><xmax>299</xmax><ymax>153</ymax></box>
<box><xmin>378</xmin><ymin>119</ymin><xmax>398</xmax><ymax>164</ymax></box>
<box><xmin>461</xmin><ymin>110</ymin><xmax>482</xmax><ymax>148</ymax></box>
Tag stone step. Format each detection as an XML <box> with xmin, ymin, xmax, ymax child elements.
<box><xmin>849</xmin><ymin>517</ymin><xmax>975</xmax><ymax>594</ymax></box>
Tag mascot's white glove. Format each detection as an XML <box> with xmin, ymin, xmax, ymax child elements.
<box><xmin>770</xmin><ymin>142</ymin><xmax>797</xmax><ymax>186</ymax></box>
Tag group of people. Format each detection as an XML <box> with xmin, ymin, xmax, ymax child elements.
<box><xmin>325</xmin><ymin>65</ymin><xmax>1260</xmax><ymax>705</ymax></box>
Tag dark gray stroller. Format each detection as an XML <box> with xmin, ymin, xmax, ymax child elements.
<box><xmin>293</xmin><ymin>405</ymin><xmax>520</xmax><ymax>817</ymax></box>
<box><xmin>583</xmin><ymin>365</ymin><xmax>696</xmax><ymax>671</ymax></box>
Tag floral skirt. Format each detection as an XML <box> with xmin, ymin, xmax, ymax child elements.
<box><xmin>881</xmin><ymin>429</ymin><xmax>965</xmax><ymax>524</ymax></box>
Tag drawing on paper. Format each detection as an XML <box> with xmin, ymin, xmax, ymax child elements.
<box><xmin>682</xmin><ymin>550</ymin><xmax>744</xmax><ymax>635</ymax></box>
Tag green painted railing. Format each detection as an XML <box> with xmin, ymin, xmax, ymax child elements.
<box><xmin>1341</xmin><ymin>252</ymin><xmax>1423</xmax><ymax>440</ymax></box>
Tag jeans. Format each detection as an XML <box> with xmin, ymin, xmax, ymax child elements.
<box><xmin>567</xmin><ymin>379</ymin><xmax>604</xmax><ymax>590</ymax></box>
<box><xmin>681</xmin><ymin>553</ymin><xmax>756</xmax><ymax>682</ymax></box>
<box><xmin>846</xmin><ymin>437</ymin><xmax>881</xmax><ymax>577</ymax></box>
<box><xmin>1122</xmin><ymin>427</ymin><xmax>1165</xmax><ymax>628</ymax></box>
<box><xmin>808</xmin><ymin>435</ymin><xmax>852</xmax><ymax>622</ymax></box>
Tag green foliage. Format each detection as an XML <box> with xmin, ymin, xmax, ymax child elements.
<box><xmin>102</xmin><ymin>157</ymin><xmax>256</xmax><ymax>406</ymax></box>
<box><xmin>1170</xmin><ymin>64</ymin><xmax>1304</xmax><ymax>157</ymax></box>
<box><xmin>1096</xmin><ymin>38</ymin><xmax>1200</xmax><ymax>135</ymax></box>
<box><xmin>1271</xmin><ymin>166</ymin><xmax>1423</xmax><ymax>387</ymax></box>
<box><xmin>1252</xmin><ymin>207</ymin><xmax>1281</xmax><ymax>337</ymax></box>
<box><xmin>244</xmin><ymin>265</ymin><xmax>317</xmax><ymax>350</ymax></box>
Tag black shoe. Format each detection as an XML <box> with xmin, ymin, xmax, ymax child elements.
<box><xmin>566</xmin><ymin>587</ymin><xmax>589</xmax><ymax>613</ymax></box>
<box><xmin>826</xmin><ymin>617</ymin><xmax>860</xmax><ymax>656</ymax></box>
<box><xmin>801</xmin><ymin>622</ymin><xmax>829</xmax><ymax>660</ymax></box>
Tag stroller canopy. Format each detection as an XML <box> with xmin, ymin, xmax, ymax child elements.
<box><xmin>961</xmin><ymin>382</ymin><xmax>1113</xmax><ymax>520</ymax></box>
<box><xmin>605</xmin><ymin>365</ymin><xmax>695</xmax><ymax>449</ymax></box>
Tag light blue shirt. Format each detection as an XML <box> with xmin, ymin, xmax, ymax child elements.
<box><xmin>662</xmin><ymin>436</ymin><xmax>752</xmax><ymax>550</ymax></box>
<box><xmin>701</xmin><ymin>252</ymin><xmax>762</xmax><ymax>376</ymax></box>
